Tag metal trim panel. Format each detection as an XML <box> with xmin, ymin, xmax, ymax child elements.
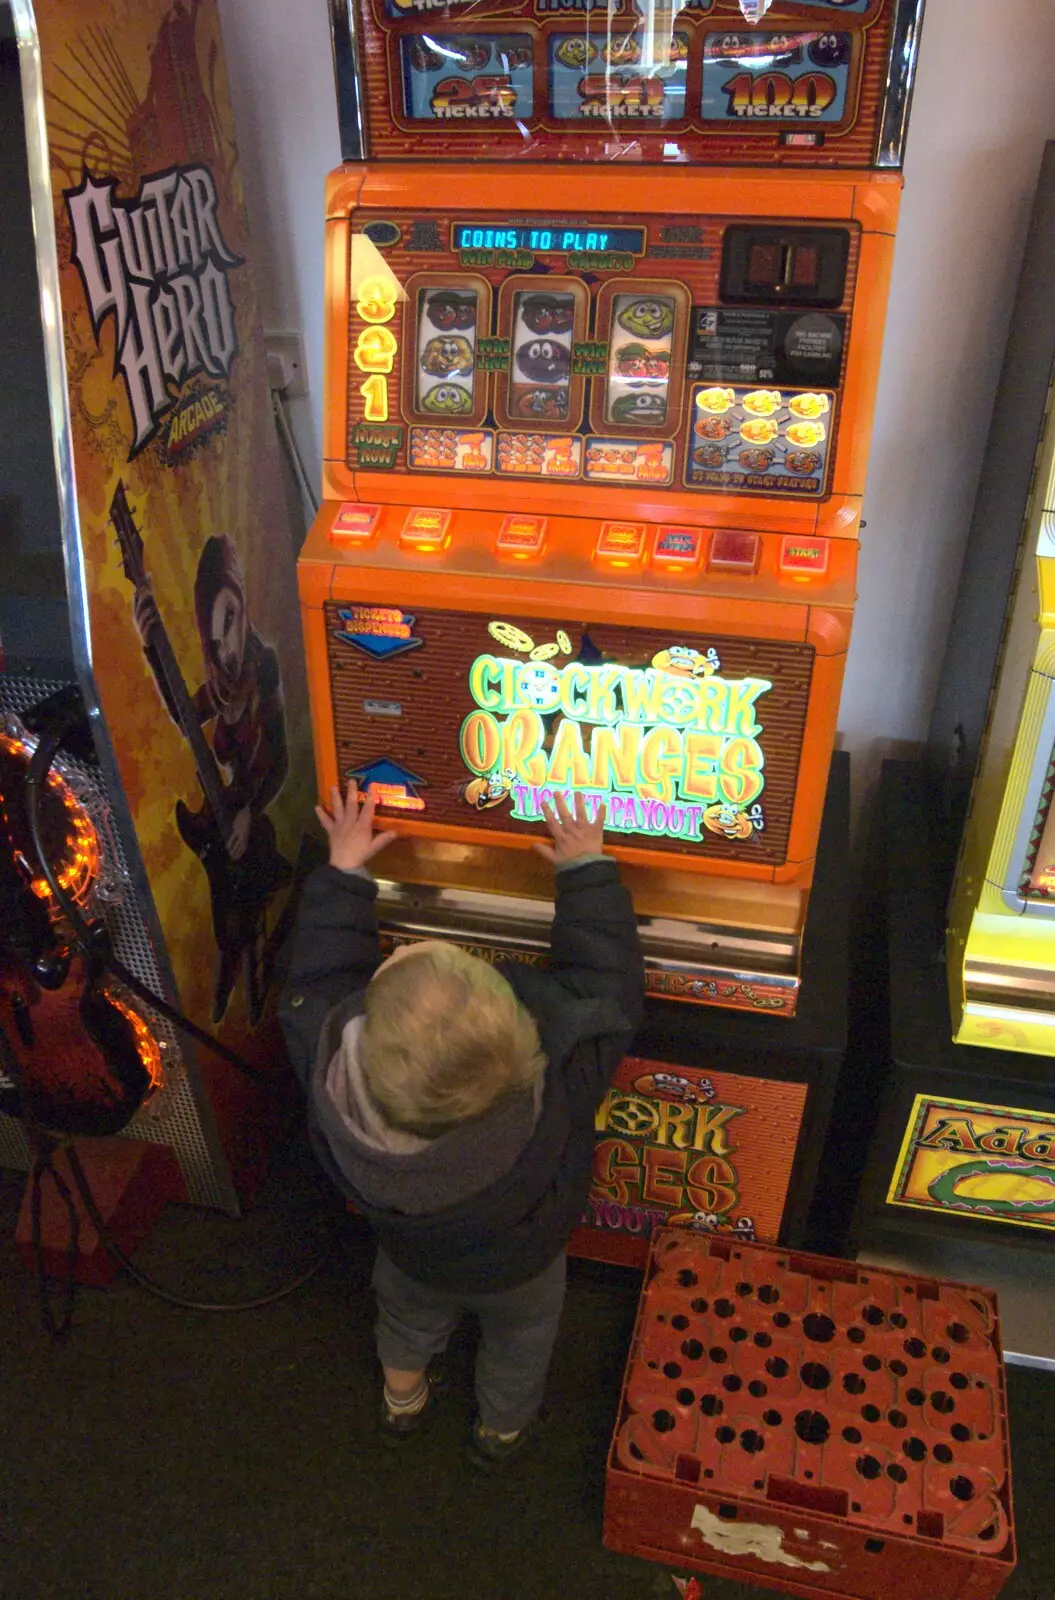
<box><xmin>330</xmin><ymin>0</ymin><xmax>365</xmax><ymax>161</ymax></box>
<box><xmin>876</xmin><ymin>0</ymin><xmax>927</xmax><ymax>169</ymax></box>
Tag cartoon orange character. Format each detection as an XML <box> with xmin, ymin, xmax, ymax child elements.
<box><xmin>652</xmin><ymin>646</ymin><xmax>716</xmax><ymax>678</ymax></box>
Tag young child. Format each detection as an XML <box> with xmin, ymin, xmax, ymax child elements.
<box><xmin>279</xmin><ymin>782</ymin><xmax>644</xmax><ymax>1471</ymax></box>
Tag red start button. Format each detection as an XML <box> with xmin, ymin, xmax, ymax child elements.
<box><xmin>780</xmin><ymin>536</ymin><xmax>830</xmax><ymax>576</ymax></box>
<box><xmin>708</xmin><ymin>530</ymin><xmax>761</xmax><ymax>573</ymax></box>
<box><xmin>331</xmin><ymin>503</ymin><xmax>380</xmax><ymax>544</ymax></box>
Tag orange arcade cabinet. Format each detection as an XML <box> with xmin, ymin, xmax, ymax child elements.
<box><xmin>300</xmin><ymin>0</ymin><xmax>926</xmax><ymax>1018</ymax></box>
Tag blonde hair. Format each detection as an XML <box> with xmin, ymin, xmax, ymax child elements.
<box><xmin>362</xmin><ymin>945</ymin><xmax>546</xmax><ymax>1137</ymax></box>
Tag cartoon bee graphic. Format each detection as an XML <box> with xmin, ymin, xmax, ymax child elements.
<box><xmin>668</xmin><ymin>1210</ymin><xmax>722</xmax><ymax>1233</ymax></box>
<box><xmin>703</xmin><ymin>803</ymin><xmax>754</xmax><ymax>841</ymax></box>
<box><xmin>462</xmin><ymin>768</ymin><xmax>515</xmax><ymax>810</ymax></box>
<box><xmin>651</xmin><ymin>645</ymin><xmax>718</xmax><ymax>678</ymax></box>
<box><xmin>632</xmin><ymin>1071</ymin><xmax>716</xmax><ymax>1104</ymax></box>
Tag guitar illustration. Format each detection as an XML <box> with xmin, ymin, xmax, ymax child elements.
<box><xmin>111</xmin><ymin>481</ymin><xmax>292</xmax><ymax>1025</ymax></box>
<box><xmin>0</xmin><ymin>722</ymin><xmax>157</xmax><ymax>1136</ymax></box>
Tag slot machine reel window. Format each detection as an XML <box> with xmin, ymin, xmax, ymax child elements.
<box><xmin>403</xmin><ymin>276</ymin><xmax>492</xmax><ymax>431</ymax></box>
<box><xmin>598</xmin><ymin>284</ymin><xmax>690</xmax><ymax>434</ymax></box>
<box><xmin>548</xmin><ymin>28</ymin><xmax>689</xmax><ymax>124</ymax></box>
<box><xmin>400</xmin><ymin>32</ymin><xmax>535</xmax><ymax>123</ymax></box>
<box><xmin>495</xmin><ymin>279</ymin><xmax>589</xmax><ymax>433</ymax></box>
<box><xmin>700</xmin><ymin>28</ymin><xmax>855</xmax><ymax>130</ymax></box>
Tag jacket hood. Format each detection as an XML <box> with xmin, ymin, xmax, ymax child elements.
<box><xmin>312</xmin><ymin>996</ymin><xmax>544</xmax><ymax>1216</ymax></box>
<box><xmin>308</xmin><ymin>969</ymin><xmax>614</xmax><ymax>1237</ymax></box>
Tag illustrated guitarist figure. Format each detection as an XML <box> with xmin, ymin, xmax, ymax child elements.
<box><xmin>127</xmin><ymin>517</ymin><xmax>292</xmax><ymax>1026</ymax></box>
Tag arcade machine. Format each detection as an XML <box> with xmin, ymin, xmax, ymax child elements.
<box><xmin>0</xmin><ymin>0</ymin><xmax>313</xmax><ymax>1260</ymax></box>
<box><xmin>943</xmin><ymin>146</ymin><xmax>1055</xmax><ymax>1057</ymax></box>
<box><xmin>849</xmin><ymin>147</ymin><xmax>1055</xmax><ymax>1343</ymax></box>
<box><xmin>299</xmin><ymin>0</ymin><xmax>926</xmax><ymax>1255</ymax></box>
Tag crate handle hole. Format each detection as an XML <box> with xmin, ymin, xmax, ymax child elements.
<box><xmin>766</xmin><ymin>1477</ymin><xmax>848</xmax><ymax>1518</ymax></box>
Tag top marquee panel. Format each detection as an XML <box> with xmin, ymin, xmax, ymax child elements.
<box><xmin>331</xmin><ymin>0</ymin><xmax>925</xmax><ymax>167</ymax></box>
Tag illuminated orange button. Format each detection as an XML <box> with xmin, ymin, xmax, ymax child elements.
<box><xmin>496</xmin><ymin>514</ymin><xmax>548</xmax><ymax>559</ymax></box>
<box><xmin>400</xmin><ymin>506</ymin><xmax>452</xmax><ymax>552</ymax></box>
<box><xmin>370</xmin><ymin>783</ymin><xmax>425</xmax><ymax>813</ymax></box>
<box><xmin>780</xmin><ymin>536</ymin><xmax>829</xmax><ymax>577</ymax></box>
<box><xmin>653</xmin><ymin>526</ymin><xmax>704</xmax><ymax>571</ymax></box>
<box><xmin>594</xmin><ymin>521</ymin><xmax>646</xmax><ymax>570</ymax></box>
<box><xmin>709</xmin><ymin>530</ymin><xmax>761</xmax><ymax>573</ymax></box>
<box><xmin>330</xmin><ymin>502</ymin><xmax>381</xmax><ymax>545</ymax></box>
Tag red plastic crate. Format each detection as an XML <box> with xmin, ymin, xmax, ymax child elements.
<box><xmin>605</xmin><ymin>1229</ymin><xmax>1016</xmax><ymax>1600</ymax></box>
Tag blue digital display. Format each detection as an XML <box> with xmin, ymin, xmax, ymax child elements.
<box><xmin>453</xmin><ymin>223</ymin><xmax>645</xmax><ymax>255</ymax></box>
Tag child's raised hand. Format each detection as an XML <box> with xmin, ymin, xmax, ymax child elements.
<box><xmin>533</xmin><ymin>792</ymin><xmax>607</xmax><ymax>867</ymax></box>
<box><xmin>316</xmin><ymin>782</ymin><xmax>397</xmax><ymax>874</ymax></box>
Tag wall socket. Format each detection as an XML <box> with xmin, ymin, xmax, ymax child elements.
<box><xmin>264</xmin><ymin>330</ymin><xmax>309</xmax><ymax>398</ymax></box>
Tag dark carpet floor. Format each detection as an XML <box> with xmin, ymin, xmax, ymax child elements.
<box><xmin>2</xmin><ymin>1137</ymin><xmax>1051</xmax><ymax>1600</ymax></box>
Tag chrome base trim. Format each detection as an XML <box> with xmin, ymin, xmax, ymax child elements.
<box><xmin>374</xmin><ymin>876</ymin><xmax>801</xmax><ymax>986</ymax></box>
<box><xmin>965</xmin><ymin>958</ymin><xmax>1055</xmax><ymax>1013</ymax></box>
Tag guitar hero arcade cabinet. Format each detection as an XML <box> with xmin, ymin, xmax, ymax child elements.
<box><xmin>300</xmin><ymin>0</ymin><xmax>925</xmax><ymax>1026</ymax></box>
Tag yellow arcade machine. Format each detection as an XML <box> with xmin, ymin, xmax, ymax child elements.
<box><xmin>946</xmin><ymin>235</ymin><xmax>1055</xmax><ymax>1054</ymax></box>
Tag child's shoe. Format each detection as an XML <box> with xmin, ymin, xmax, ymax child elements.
<box><xmin>466</xmin><ymin>1409</ymin><xmax>547</xmax><ymax>1472</ymax></box>
<box><xmin>379</xmin><ymin>1362</ymin><xmax>446</xmax><ymax>1446</ymax></box>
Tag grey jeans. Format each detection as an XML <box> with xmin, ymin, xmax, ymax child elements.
<box><xmin>372</xmin><ymin>1248</ymin><xmax>567</xmax><ymax>1434</ymax></box>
